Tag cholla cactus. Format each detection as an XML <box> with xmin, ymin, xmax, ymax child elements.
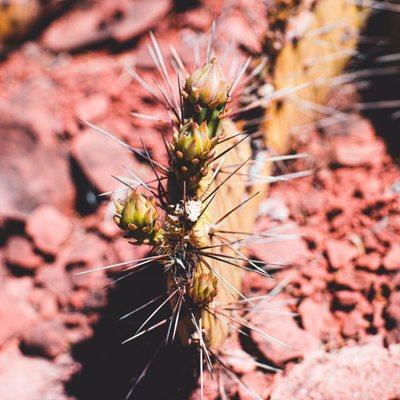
<box><xmin>114</xmin><ymin>191</ymin><xmax>162</xmax><ymax>245</ymax></box>
<box><xmin>84</xmin><ymin>28</ymin><xmax>289</xmax><ymax>399</ymax></box>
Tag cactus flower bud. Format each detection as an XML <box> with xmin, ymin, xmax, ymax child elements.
<box><xmin>114</xmin><ymin>191</ymin><xmax>162</xmax><ymax>244</ymax></box>
<box><xmin>169</xmin><ymin>120</ymin><xmax>219</xmax><ymax>194</ymax></box>
<box><xmin>184</xmin><ymin>58</ymin><xmax>229</xmax><ymax>110</ymax></box>
<box><xmin>187</xmin><ymin>264</ymin><xmax>218</xmax><ymax>306</ymax></box>
<box><xmin>173</xmin><ymin>121</ymin><xmax>217</xmax><ymax>163</ymax></box>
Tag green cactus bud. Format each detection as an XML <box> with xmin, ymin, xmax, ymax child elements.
<box><xmin>173</xmin><ymin>121</ymin><xmax>216</xmax><ymax>162</ymax></box>
<box><xmin>184</xmin><ymin>58</ymin><xmax>229</xmax><ymax>110</ymax></box>
<box><xmin>187</xmin><ymin>264</ymin><xmax>218</xmax><ymax>306</ymax></box>
<box><xmin>114</xmin><ymin>191</ymin><xmax>162</xmax><ymax>244</ymax></box>
<box><xmin>169</xmin><ymin>120</ymin><xmax>219</xmax><ymax>195</ymax></box>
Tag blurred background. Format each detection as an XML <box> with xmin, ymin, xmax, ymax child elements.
<box><xmin>0</xmin><ymin>0</ymin><xmax>399</xmax><ymax>399</ymax></box>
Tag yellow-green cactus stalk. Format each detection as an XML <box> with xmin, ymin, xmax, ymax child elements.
<box><xmin>114</xmin><ymin>191</ymin><xmax>162</xmax><ymax>245</ymax></box>
<box><xmin>187</xmin><ymin>263</ymin><xmax>218</xmax><ymax>307</ymax></box>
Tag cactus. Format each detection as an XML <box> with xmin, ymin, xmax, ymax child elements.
<box><xmin>259</xmin><ymin>0</ymin><xmax>369</xmax><ymax>153</ymax></box>
<box><xmin>80</xmin><ymin>32</ymin><xmax>276</xmax><ymax>396</ymax></box>
<box><xmin>81</xmin><ymin>2</ymin><xmax>375</xmax><ymax>394</ymax></box>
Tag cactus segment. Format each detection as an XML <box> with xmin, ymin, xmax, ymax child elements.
<box><xmin>169</xmin><ymin>120</ymin><xmax>218</xmax><ymax>193</ymax></box>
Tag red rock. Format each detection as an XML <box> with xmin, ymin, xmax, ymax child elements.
<box><xmin>28</xmin><ymin>288</ymin><xmax>58</xmax><ymax>319</ymax></box>
<box><xmin>242</xmin><ymin>269</ymin><xmax>278</xmax><ymax>292</ymax></box>
<box><xmin>42</xmin><ymin>9</ymin><xmax>108</xmax><ymax>51</ymax></box>
<box><xmin>372</xmin><ymin>301</ymin><xmax>386</xmax><ymax>330</ymax></box>
<box><xmin>238</xmin><ymin>371</ymin><xmax>274</xmax><ymax>400</ymax></box>
<box><xmin>225</xmin><ymin>349</ymin><xmax>257</xmax><ymax>374</ymax></box>
<box><xmin>5</xmin><ymin>236</ymin><xmax>42</xmax><ymax>270</ymax></box>
<box><xmin>387</xmin><ymin>328</ymin><xmax>400</xmax><ymax>346</ymax></box>
<box><xmin>218</xmin><ymin>14</ymin><xmax>262</xmax><ymax>53</ymax></box>
<box><xmin>331</xmin><ymin>119</ymin><xmax>384</xmax><ymax>167</ymax></box>
<box><xmin>338</xmin><ymin>310</ymin><xmax>368</xmax><ymax>337</ymax></box>
<box><xmin>0</xmin><ymin>72</ymin><xmax>62</xmax><ymax>147</ymax></box>
<box><xmin>220</xmin><ymin>339</ymin><xmax>257</xmax><ymax>374</ymax></box>
<box><xmin>0</xmin><ymin>278</ymin><xmax>38</xmax><ymax>346</ymax></box>
<box><xmin>111</xmin><ymin>0</ymin><xmax>173</xmax><ymax>43</ymax></box>
<box><xmin>326</xmin><ymin>239</ymin><xmax>359</xmax><ymax>269</ymax></box>
<box><xmin>355</xmin><ymin>295</ymin><xmax>373</xmax><ymax>314</ymax></box>
<box><xmin>359</xmin><ymin>333</ymin><xmax>384</xmax><ymax>347</ymax></box>
<box><xmin>361</xmin><ymin>177</ymin><xmax>382</xmax><ymax>197</ymax></box>
<box><xmin>58</xmin><ymin>233</ymin><xmax>111</xmax><ymax>295</ymax></box>
<box><xmin>392</xmin><ymin>272</ymin><xmax>400</xmax><ymax>288</ymax></box>
<box><xmin>301</xmin><ymin>259</ymin><xmax>329</xmax><ymax>280</ymax></box>
<box><xmin>348</xmin><ymin>119</ymin><xmax>376</xmax><ymax>141</ymax></box>
<box><xmin>184</xmin><ymin>7</ymin><xmax>213</xmax><ymax>30</ymax></box>
<box><xmin>259</xmin><ymin>196</ymin><xmax>290</xmax><ymax>221</ymax></box>
<box><xmin>63</xmin><ymin>315</ymin><xmax>93</xmax><ymax>345</ymax></box>
<box><xmin>21</xmin><ymin>320</ymin><xmax>68</xmax><ymax>359</ymax></box>
<box><xmin>0</xmin><ymin>117</ymin><xmax>75</xmax><ymax>220</ymax></box>
<box><xmin>301</xmin><ymin>191</ymin><xmax>327</xmax><ymax>216</ymax></box>
<box><xmin>26</xmin><ymin>206</ymin><xmax>72</xmax><ymax>254</ymax></box>
<box><xmin>301</xmin><ymin>226</ymin><xmax>326</xmax><ymax>252</ymax></box>
<box><xmin>35</xmin><ymin>263</ymin><xmax>73</xmax><ymax>306</ymax></box>
<box><xmin>76</xmin><ymin>94</ymin><xmax>109</xmax><ymax>121</ymax></box>
<box><xmin>0</xmin><ymin>342</ymin><xmax>75</xmax><ymax>400</ymax></box>
<box><xmin>270</xmin><ymin>344</ymin><xmax>400</xmax><ymax>400</ymax></box>
<box><xmin>362</xmin><ymin>231</ymin><xmax>385</xmax><ymax>253</ymax></box>
<box><xmin>72</xmin><ymin>128</ymin><xmax>151</xmax><ymax>193</ymax></box>
<box><xmin>356</xmin><ymin>252</ymin><xmax>381</xmax><ymax>271</ymax></box>
<box><xmin>59</xmin><ymin>232</ymin><xmax>110</xmax><ymax>268</ymax></box>
<box><xmin>69</xmin><ymin>287</ymin><xmax>108</xmax><ymax>311</ymax></box>
<box><xmin>335</xmin><ymin>290</ymin><xmax>360</xmax><ymax>307</ymax></box>
<box><xmin>248</xmin><ymin>236</ymin><xmax>310</xmax><ymax>266</ymax></box>
<box><xmin>383</xmin><ymin>245</ymin><xmax>400</xmax><ymax>271</ymax></box>
<box><xmin>248</xmin><ymin>300</ymin><xmax>319</xmax><ymax>366</ymax></box>
<box><xmin>334</xmin><ymin>266</ymin><xmax>374</xmax><ymax>291</ymax></box>
<box><xmin>43</xmin><ymin>0</ymin><xmax>172</xmax><ymax>51</ymax></box>
<box><xmin>299</xmin><ymin>297</ymin><xmax>337</xmax><ymax>339</ymax></box>
<box><xmin>93</xmin><ymin>203</ymin><xmax>121</xmax><ymax>238</ymax></box>
<box><xmin>375</xmin><ymin>228</ymin><xmax>399</xmax><ymax>248</ymax></box>
<box><xmin>388</xmin><ymin>292</ymin><xmax>400</xmax><ymax>322</ymax></box>
<box><xmin>333</xmin><ymin>141</ymin><xmax>383</xmax><ymax>167</ymax></box>
<box><xmin>315</xmin><ymin>168</ymin><xmax>334</xmax><ymax>189</ymax></box>
<box><xmin>106</xmin><ymin>116</ymin><xmax>167</xmax><ymax>163</ymax></box>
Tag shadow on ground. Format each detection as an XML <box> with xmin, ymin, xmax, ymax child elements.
<box><xmin>66</xmin><ymin>265</ymin><xmax>198</xmax><ymax>400</ymax></box>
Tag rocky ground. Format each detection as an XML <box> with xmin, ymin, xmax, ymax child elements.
<box><xmin>0</xmin><ymin>1</ymin><xmax>399</xmax><ymax>399</ymax></box>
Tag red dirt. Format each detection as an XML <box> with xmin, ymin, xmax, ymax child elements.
<box><xmin>0</xmin><ymin>1</ymin><xmax>399</xmax><ymax>399</ymax></box>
